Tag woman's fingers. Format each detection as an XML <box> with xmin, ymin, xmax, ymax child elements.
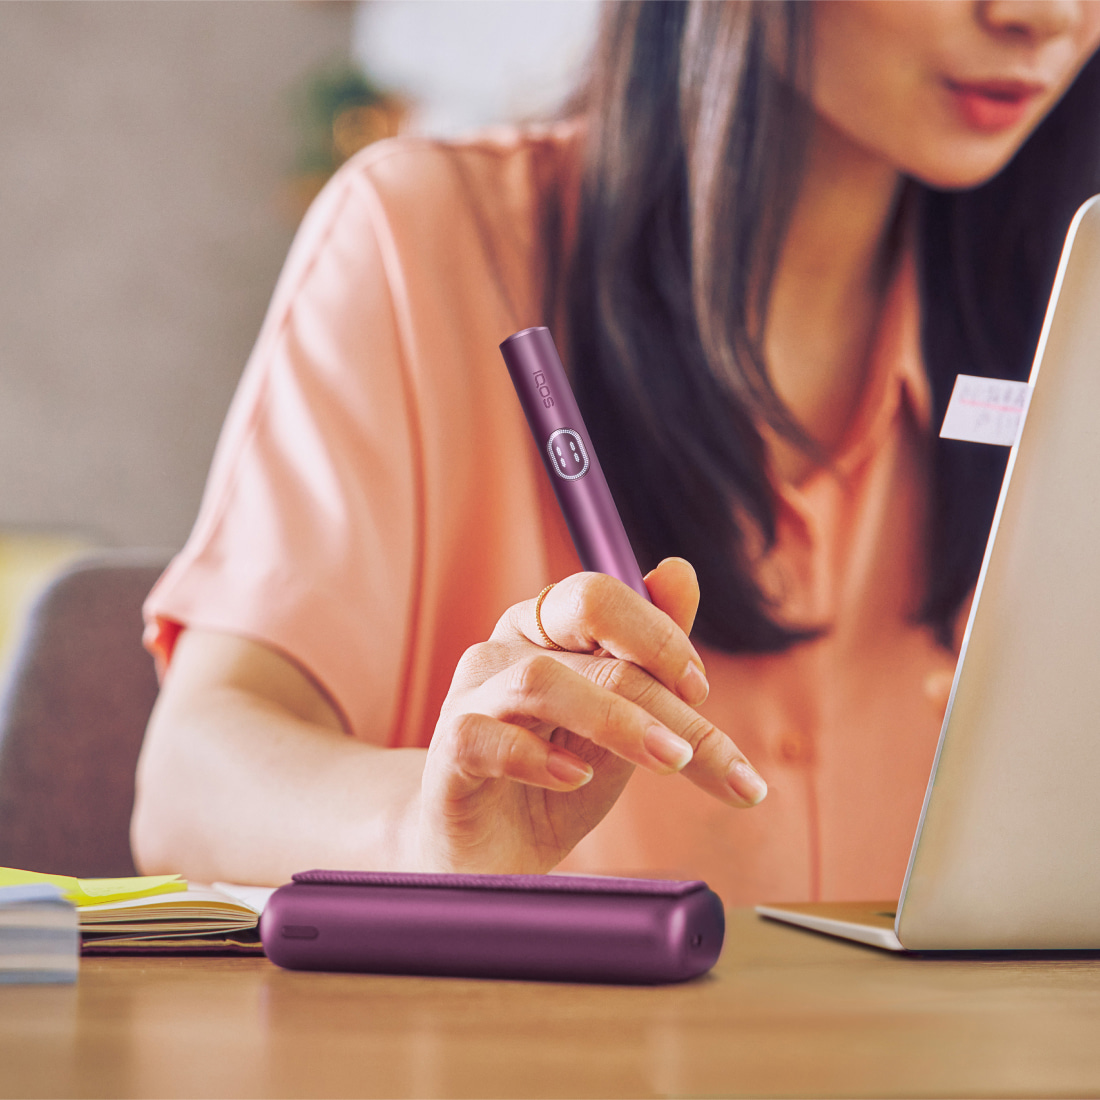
<box><xmin>678</xmin><ymin>716</ymin><xmax>769</xmax><ymax>807</ymax></box>
<box><xmin>578</xmin><ymin>653</ymin><xmax>768</xmax><ymax>808</ymax></box>
<box><xmin>643</xmin><ymin>557</ymin><xmax>701</xmax><ymax>637</ymax></box>
<box><xmin>468</xmin><ymin>653</ymin><xmax>695</xmax><ymax>777</ymax></box>
<box><xmin>437</xmin><ymin>711</ymin><xmax>595</xmax><ymax>795</ymax></box>
<box><xmin>468</xmin><ymin>560</ymin><xmax>767</xmax><ymax>808</ymax></box>
<box><xmin>446</xmin><ymin>651</ymin><xmax>767</xmax><ymax>805</ymax></box>
<box><xmin>494</xmin><ymin>566</ymin><xmax>709</xmax><ymax>707</ymax></box>
<box><xmin>441</xmin><ymin>645</ymin><xmax>767</xmax><ymax>805</ymax></box>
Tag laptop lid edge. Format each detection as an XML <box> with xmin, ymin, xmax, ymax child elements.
<box><xmin>893</xmin><ymin>194</ymin><xmax>1100</xmax><ymax>950</ymax></box>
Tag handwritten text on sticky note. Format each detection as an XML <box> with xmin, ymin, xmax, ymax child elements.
<box><xmin>940</xmin><ymin>375</ymin><xmax>1031</xmax><ymax>447</ymax></box>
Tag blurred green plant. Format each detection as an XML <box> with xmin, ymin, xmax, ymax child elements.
<box><xmin>289</xmin><ymin>65</ymin><xmax>408</xmax><ymax>212</ymax></box>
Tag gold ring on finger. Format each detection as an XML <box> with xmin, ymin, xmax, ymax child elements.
<box><xmin>534</xmin><ymin>583</ymin><xmax>566</xmax><ymax>651</ymax></box>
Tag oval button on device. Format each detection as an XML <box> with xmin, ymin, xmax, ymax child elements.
<box><xmin>546</xmin><ymin>428</ymin><xmax>589</xmax><ymax>480</ymax></box>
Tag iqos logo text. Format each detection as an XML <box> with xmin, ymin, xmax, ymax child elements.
<box><xmin>532</xmin><ymin>370</ymin><xmax>555</xmax><ymax>408</ymax></box>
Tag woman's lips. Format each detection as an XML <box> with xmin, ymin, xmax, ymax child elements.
<box><xmin>945</xmin><ymin>78</ymin><xmax>1047</xmax><ymax>133</ymax></box>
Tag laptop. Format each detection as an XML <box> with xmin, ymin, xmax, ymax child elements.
<box><xmin>757</xmin><ymin>195</ymin><xmax>1100</xmax><ymax>952</ymax></box>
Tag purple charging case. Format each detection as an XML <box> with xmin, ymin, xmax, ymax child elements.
<box><xmin>261</xmin><ymin>870</ymin><xmax>725</xmax><ymax>984</ymax></box>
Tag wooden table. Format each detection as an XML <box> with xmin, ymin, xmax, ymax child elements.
<box><xmin>3</xmin><ymin>908</ymin><xmax>1100</xmax><ymax>1099</ymax></box>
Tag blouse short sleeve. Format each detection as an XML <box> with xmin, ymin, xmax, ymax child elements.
<box><xmin>144</xmin><ymin>133</ymin><xmax>573</xmax><ymax>744</ymax></box>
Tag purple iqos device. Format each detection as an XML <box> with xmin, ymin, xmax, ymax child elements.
<box><xmin>261</xmin><ymin>870</ymin><xmax>725</xmax><ymax>984</ymax></box>
<box><xmin>500</xmin><ymin>326</ymin><xmax>650</xmax><ymax>601</ymax></box>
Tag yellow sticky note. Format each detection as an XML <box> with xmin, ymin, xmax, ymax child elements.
<box><xmin>0</xmin><ymin>867</ymin><xmax>185</xmax><ymax>907</ymax></box>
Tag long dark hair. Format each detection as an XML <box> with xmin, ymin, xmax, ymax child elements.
<box><xmin>549</xmin><ymin>0</ymin><xmax>1100</xmax><ymax>651</ymax></box>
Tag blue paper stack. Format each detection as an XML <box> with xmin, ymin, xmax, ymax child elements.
<box><xmin>0</xmin><ymin>883</ymin><xmax>79</xmax><ymax>983</ymax></box>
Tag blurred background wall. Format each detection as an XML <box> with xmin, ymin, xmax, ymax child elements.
<box><xmin>0</xmin><ymin>1</ymin><xmax>353</xmax><ymax>551</ymax></box>
<box><xmin>0</xmin><ymin>0</ymin><xmax>600</xmax><ymax>671</ymax></box>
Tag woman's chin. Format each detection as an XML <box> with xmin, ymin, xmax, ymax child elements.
<box><xmin>901</xmin><ymin>127</ymin><xmax>1046</xmax><ymax>193</ymax></box>
<box><xmin>907</xmin><ymin>155</ymin><xmax>1025</xmax><ymax>193</ymax></box>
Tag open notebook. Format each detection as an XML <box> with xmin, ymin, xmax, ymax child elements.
<box><xmin>0</xmin><ymin>868</ymin><xmax>275</xmax><ymax>954</ymax></box>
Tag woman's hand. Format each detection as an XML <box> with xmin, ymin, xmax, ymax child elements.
<box><xmin>418</xmin><ymin>557</ymin><xmax>768</xmax><ymax>874</ymax></box>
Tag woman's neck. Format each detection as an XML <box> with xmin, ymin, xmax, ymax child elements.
<box><xmin>765</xmin><ymin>113</ymin><xmax>904</xmax><ymax>483</ymax></box>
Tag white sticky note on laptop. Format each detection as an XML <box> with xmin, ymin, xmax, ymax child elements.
<box><xmin>940</xmin><ymin>374</ymin><xmax>1032</xmax><ymax>446</ymax></box>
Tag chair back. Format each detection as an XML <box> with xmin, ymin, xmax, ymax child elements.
<box><xmin>0</xmin><ymin>551</ymin><xmax>171</xmax><ymax>877</ymax></box>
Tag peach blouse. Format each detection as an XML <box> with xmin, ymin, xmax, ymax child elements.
<box><xmin>144</xmin><ymin>128</ymin><xmax>958</xmax><ymax>907</ymax></box>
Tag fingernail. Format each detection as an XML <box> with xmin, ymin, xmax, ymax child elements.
<box><xmin>728</xmin><ymin>761</ymin><xmax>768</xmax><ymax>805</ymax></box>
<box><xmin>546</xmin><ymin>750</ymin><xmax>594</xmax><ymax>788</ymax></box>
<box><xmin>677</xmin><ymin>662</ymin><xmax>709</xmax><ymax>706</ymax></box>
<box><xmin>643</xmin><ymin>724</ymin><xmax>694</xmax><ymax>771</ymax></box>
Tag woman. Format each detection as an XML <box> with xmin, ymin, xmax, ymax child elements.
<box><xmin>132</xmin><ymin>1</ymin><xmax>1100</xmax><ymax>905</ymax></box>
